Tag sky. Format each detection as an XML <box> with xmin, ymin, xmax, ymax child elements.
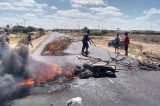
<box><xmin>0</xmin><ymin>0</ymin><xmax>160</xmax><ymax>30</ymax></box>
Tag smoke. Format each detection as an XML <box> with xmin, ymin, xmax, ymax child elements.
<box><xmin>0</xmin><ymin>34</ymin><xmax>30</xmax><ymax>102</ymax></box>
<box><xmin>0</xmin><ymin>74</ymin><xmax>16</xmax><ymax>101</ymax></box>
<box><xmin>1</xmin><ymin>45</ymin><xmax>29</xmax><ymax>78</ymax></box>
<box><xmin>0</xmin><ymin>34</ymin><xmax>63</xmax><ymax>103</ymax></box>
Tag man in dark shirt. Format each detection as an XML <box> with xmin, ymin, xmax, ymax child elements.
<box><xmin>27</xmin><ymin>33</ymin><xmax>33</xmax><ymax>47</ymax></box>
<box><xmin>81</xmin><ymin>30</ymin><xmax>92</xmax><ymax>55</ymax></box>
<box><xmin>124</xmin><ymin>32</ymin><xmax>130</xmax><ymax>56</ymax></box>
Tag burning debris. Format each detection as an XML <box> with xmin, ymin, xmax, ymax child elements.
<box><xmin>0</xmin><ymin>34</ymin><xmax>66</xmax><ymax>103</ymax></box>
<box><xmin>41</xmin><ymin>36</ymin><xmax>73</xmax><ymax>55</ymax></box>
<box><xmin>26</xmin><ymin>60</ymin><xmax>63</xmax><ymax>86</ymax></box>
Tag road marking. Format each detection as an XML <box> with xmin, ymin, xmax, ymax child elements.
<box><xmin>108</xmin><ymin>79</ymin><xmax>115</xmax><ymax>84</ymax></box>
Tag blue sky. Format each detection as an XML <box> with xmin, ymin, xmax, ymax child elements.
<box><xmin>0</xmin><ymin>0</ymin><xmax>160</xmax><ymax>30</ymax></box>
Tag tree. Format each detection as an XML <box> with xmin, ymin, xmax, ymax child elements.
<box><xmin>101</xmin><ymin>30</ymin><xmax>108</xmax><ymax>35</ymax></box>
<box><xmin>38</xmin><ymin>28</ymin><xmax>45</xmax><ymax>36</ymax></box>
<box><xmin>12</xmin><ymin>25</ymin><xmax>26</xmax><ymax>33</ymax></box>
<box><xmin>25</xmin><ymin>26</ymin><xmax>36</xmax><ymax>32</ymax></box>
<box><xmin>6</xmin><ymin>25</ymin><xmax>10</xmax><ymax>28</ymax></box>
<box><xmin>81</xmin><ymin>27</ymin><xmax>89</xmax><ymax>33</ymax></box>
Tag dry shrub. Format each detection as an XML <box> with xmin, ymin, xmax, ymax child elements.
<box><xmin>41</xmin><ymin>37</ymin><xmax>72</xmax><ymax>55</ymax></box>
<box><xmin>129</xmin><ymin>34</ymin><xmax>160</xmax><ymax>44</ymax></box>
<box><xmin>138</xmin><ymin>50</ymin><xmax>160</xmax><ymax>70</ymax></box>
<box><xmin>129</xmin><ymin>43</ymin><xmax>143</xmax><ymax>56</ymax></box>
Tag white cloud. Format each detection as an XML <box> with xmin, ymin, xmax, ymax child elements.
<box><xmin>0</xmin><ymin>1</ymin><xmax>160</xmax><ymax>30</ymax></box>
<box><xmin>143</xmin><ymin>8</ymin><xmax>160</xmax><ymax>16</ymax></box>
<box><xmin>0</xmin><ymin>2</ymin><xmax>30</xmax><ymax>11</ymax></box>
<box><xmin>134</xmin><ymin>8</ymin><xmax>160</xmax><ymax>21</ymax></box>
<box><xmin>0</xmin><ymin>0</ymin><xmax>47</xmax><ymax>13</ymax></box>
<box><xmin>25</xmin><ymin>13</ymin><xmax>36</xmax><ymax>17</ymax></box>
<box><xmin>35</xmin><ymin>3</ymin><xmax>48</xmax><ymax>9</ymax></box>
<box><xmin>70</xmin><ymin>0</ymin><xmax>104</xmax><ymax>5</ymax></box>
<box><xmin>22</xmin><ymin>0</ymin><xmax>35</xmax><ymax>4</ymax></box>
<box><xmin>71</xmin><ymin>4</ymin><xmax>82</xmax><ymax>8</ymax></box>
<box><xmin>50</xmin><ymin>6</ymin><xmax>57</xmax><ymax>10</ymax></box>
<box><xmin>11</xmin><ymin>0</ymin><xmax>35</xmax><ymax>7</ymax></box>
<box><xmin>0</xmin><ymin>2</ymin><xmax>13</xmax><ymax>9</ymax></box>
<box><xmin>57</xmin><ymin>9</ymin><xmax>91</xmax><ymax>18</ymax></box>
<box><xmin>90</xmin><ymin>6</ymin><xmax>123</xmax><ymax>16</ymax></box>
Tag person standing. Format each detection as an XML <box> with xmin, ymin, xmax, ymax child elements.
<box><xmin>27</xmin><ymin>33</ymin><xmax>33</xmax><ymax>47</ymax></box>
<box><xmin>81</xmin><ymin>30</ymin><xmax>92</xmax><ymax>55</ymax></box>
<box><xmin>115</xmin><ymin>34</ymin><xmax>120</xmax><ymax>54</ymax></box>
<box><xmin>124</xmin><ymin>32</ymin><xmax>130</xmax><ymax>56</ymax></box>
<box><xmin>5</xmin><ymin>34</ymin><xmax>10</xmax><ymax>44</ymax></box>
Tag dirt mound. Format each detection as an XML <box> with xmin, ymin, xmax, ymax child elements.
<box><xmin>41</xmin><ymin>36</ymin><xmax>72</xmax><ymax>55</ymax></box>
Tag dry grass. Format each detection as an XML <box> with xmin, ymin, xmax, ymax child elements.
<box><xmin>41</xmin><ymin>37</ymin><xmax>72</xmax><ymax>55</ymax></box>
<box><xmin>9</xmin><ymin>31</ymin><xmax>50</xmax><ymax>48</ymax></box>
<box><xmin>129</xmin><ymin>34</ymin><xmax>160</xmax><ymax>44</ymax></box>
<box><xmin>129</xmin><ymin>43</ymin><xmax>143</xmax><ymax>56</ymax></box>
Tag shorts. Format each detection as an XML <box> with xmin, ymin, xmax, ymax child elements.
<box><xmin>27</xmin><ymin>41</ymin><xmax>32</xmax><ymax>43</ymax></box>
<box><xmin>124</xmin><ymin>45</ymin><xmax>128</xmax><ymax>51</ymax></box>
<box><xmin>115</xmin><ymin>42</ymin><xmax>119</xmax><ymax>47</ymax></box>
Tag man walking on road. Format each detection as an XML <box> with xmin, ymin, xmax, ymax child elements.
<box><xmin>81</xmin><ymin>30</ymin><xmax>92</xmax><ymax>55</ymax></box>
<box><xmin>124</xmin><ymin>32</ymin><xmax>130</xmax><ymax>56</ymax></box>
<box><xmin>27</xmin><ymin>33</ymin><xmax>33</xmax><ymax>47</ymax></box>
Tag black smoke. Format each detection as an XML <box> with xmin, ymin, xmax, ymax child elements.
<box><xmin>0</xmin><ymin>34</ymin><xmax>30</xmax><ymax>103</ymax></box>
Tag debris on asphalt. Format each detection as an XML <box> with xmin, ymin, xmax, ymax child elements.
<box><xmin>138</xmin><ymin>51</ymin><xmax>160</xmax><ymax>71</ymax></box>
<box><xmin>41</xmin><ymin>36</ymin><xmax>72</xmax><ymax>55</ymax></box>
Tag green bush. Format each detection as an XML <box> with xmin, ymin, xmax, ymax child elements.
<box><xmin>91</xmin><ymin>30</ymin><xmax>108</xmax><ymax>36</ymax></box>
<box><xmin>81</xmin><ymin>27</ymin><xmax>89</xmax><ymax>33</ymax></box>
<box><xmin>12</xmin><ymin>25</ymin><xmax>36</xmax><ymax>34</ymax></box>
<box><xmin>25</xmin><ymin>26</ymin><xmax>36</xmax><ymax>32</ymax></box>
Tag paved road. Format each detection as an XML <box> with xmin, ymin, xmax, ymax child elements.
<box><xmin>12</xmin><ymin>32</ymin><xmax>160</xmax><ymax>106</ymax></box>
<box><xmin>31</xmin><ymin>32</ymin><xmax>117</xmax><ymax>67</ymax></box>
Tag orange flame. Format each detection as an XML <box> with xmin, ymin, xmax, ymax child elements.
<box><xmin>66</xmin><ymin>68</ymin><xmax>74</xmax><ymax>78</ymax></box>
<box><xmin>16</xmin><ymin>78</ymin><xmax>34</xmax><ymax>86</ymax></box>
<box><xmin>16</xmin><ymin>61</ymin><xmax>62</xmax><ymax>86</ymax></box>
<box><xmin>34</xmin><ymin>61</ymin><xmax>62</xmax><ymax>81</ymax></box>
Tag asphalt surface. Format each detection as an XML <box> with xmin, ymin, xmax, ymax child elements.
<box><xmin>11</xmin><ymin>32</ymin><xmax>160</xmax><ymax>106</ymax></box>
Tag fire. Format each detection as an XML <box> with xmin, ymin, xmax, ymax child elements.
<box><xmin>16</xmin><ymin>78</ymin><xmax>34</xmax><ymax>86</ymax></box>
<box><xmin>66</xmin><ymin>68</ymin><xmax>74</xmax><ymax>78</ymax></box>
<box><xmin>16</xmin><ymin>61</ymin><xmax>62</xmax><ymax>86</ymax></box>
<box><xmin>34</xmin><ymin>61</ymin><xmax>62</xmax><ymax>81</ymax></box>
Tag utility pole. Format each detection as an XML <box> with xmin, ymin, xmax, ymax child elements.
<box><xmin>98</xmin><ymin>25</ymin><xmax>100</xmax><ymax>30</ymax></box>
<box><xmin>78</xmin><ymin>24</ymin><xmax>80</xmax><ymax>29</ymax></box>
<box><xmin>23</xmin><ymin>19</ymin><xmax>25</xmax><ymax>27</ymax></box>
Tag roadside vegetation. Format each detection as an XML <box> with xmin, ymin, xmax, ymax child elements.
<box><xmin>4</xmin><ymin>25</ymin><xmax>47</xmax><ymax>47</ymax></box>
